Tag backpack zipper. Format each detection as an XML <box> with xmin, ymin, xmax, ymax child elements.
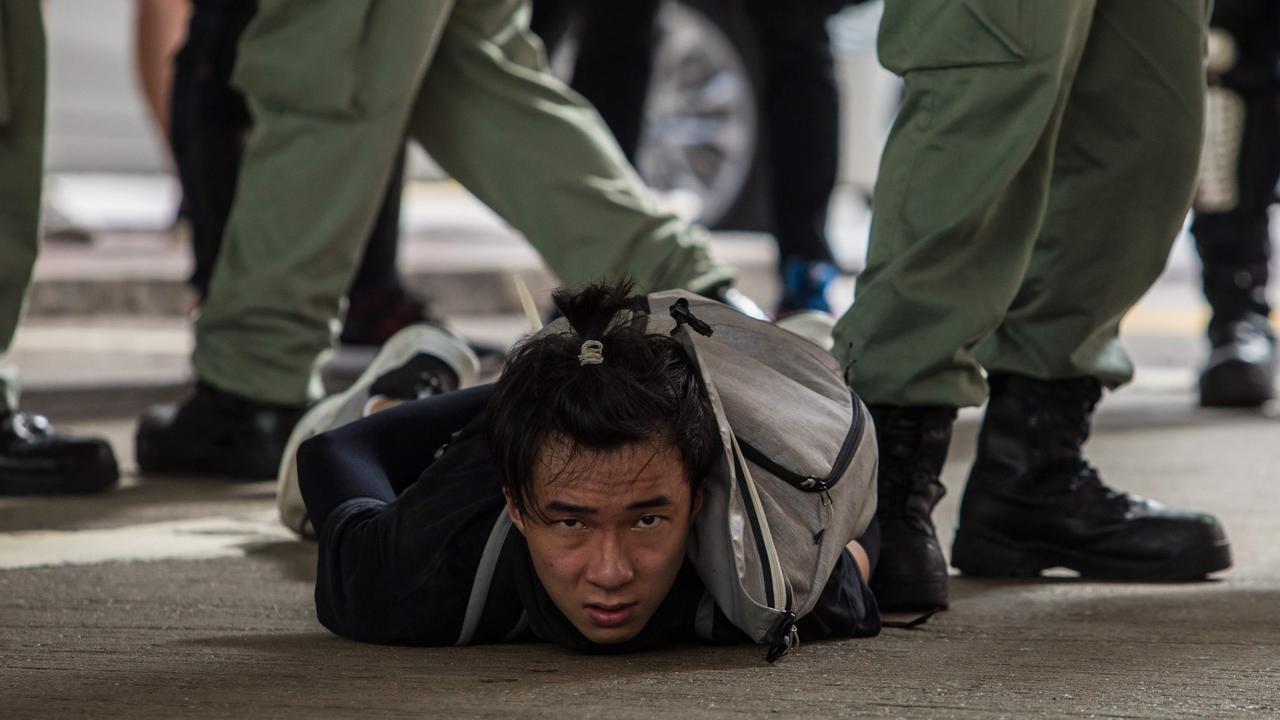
<box><xmin>732</xmin><ymin>445</ymin><xmax>782</xmax><ymax>610</ymax></box>
<box><xmin>736</xmin><ymin>389</ymin><xmax>865</xmax><ymax>492</ymax></box>
<box><xmin>731</xmin><ymin>440</ymin><xmax>799</xmax><ymax>662</ymax></box>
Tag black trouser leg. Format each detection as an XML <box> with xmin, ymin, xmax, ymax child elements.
<box><xmin>348</xmin><ymin>150</ymin><xmax>406</xmax><ymax>296</ymax></box>
<box><xmin>1189</xmin><ymin>0</ymin><xmax>1279</xmax><ymax>406</ymax></box>
<box><xmin>170</xmin><ymin>0</ymin><xmax>256</xmax><ymax>298</ymax></box>
<box><xmin>569</xmin><ymin>0</ymin><xmax>661</xmax><ymax>161</ymax></box>
<box><xmin>529</xmin><ymin>0</ymin><xmax>574</xmax><ymax>53</ymax></box>
<box><xmin>532</xmin><ymin>0</ymin><xmax>662</xmax><ymax>163</ymax></box>
<box><xmin>1191</xmin><ymin>0</ymin><xmax>1280</xmax><ymax>328</ymax></box>
<box><xmin>742</xmin><ymin>0</ymin><xmax>841</xmax><ymax>266</ymax></box>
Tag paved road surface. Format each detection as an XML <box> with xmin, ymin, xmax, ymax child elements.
<box><xmin>3</xmin><ymin>301</ymin><xmax>1279</xmax><ymax>718</ymax></box>
<box><xmin>10</xmin><ymin>6</ymin><xmax>1278</xmax><ymax>714</ymax></box>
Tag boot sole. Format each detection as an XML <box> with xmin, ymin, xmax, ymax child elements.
<box><xmin>0</xmin><ymin>451</ymin><xmax>119</xmax><ymax>495</ymax></box>
<box><xmin>1199</xmin><ymin>359</ymin><xmax>1276</xmax><ymax>408</ymax></box>
<box><xmin>952</xmin><ymin>528</ymin><xmax>1233</xmax><ymax>581</ymax></box>
<box><xmin>135</xmin><ymin>407</ymin><xmax>286</xmax><ymax>480</ymax></box>
<box><xmin>135</xmin><ymin>430</ymin><xmax>279</xmax><ymax>480</ymax></box>
<box><xmin>870</xmin><ymin>576</ymin><xmax>949</xmax><ymax>612</ymax></box>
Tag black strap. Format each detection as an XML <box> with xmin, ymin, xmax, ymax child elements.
<box><xmin>881</xmin><ymin>607</ymin><xmax>941</xmax><ymax>630</ymax></box>
<box><xmin>669</xmin><ymin>298</ymin><xmax>713</xmax><ymax>337</ymax></box>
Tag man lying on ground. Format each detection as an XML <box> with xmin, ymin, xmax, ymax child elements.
<box><xmin>292</xmin><ymin>282</ymin><xmax>880</xmax><ymax>650</ymax></box>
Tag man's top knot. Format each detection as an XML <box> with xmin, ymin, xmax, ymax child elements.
<box><xmin>578</xmin><ymin>340</ymin><xmax>604</xmax><ymax>366</ymax></box>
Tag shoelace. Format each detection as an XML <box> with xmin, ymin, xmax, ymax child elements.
<box><xmin>1065</xmin><ymin>463</ymin><xmax>1130</xmax><ymax>513</ymax></box>
<box><xmin>1031</xmin><ymin>384</ymin><xmax>1132</xmax><ymax>511</ymax></box>
<box><xmin>876</xmin><ymin>417</ymin><xmax>948</xmax><ymax>520</ymax></box>
<box><xmin>4</xmin><ymin>412</ymin><xmax>53</xmax><ymax>442</ymax></box>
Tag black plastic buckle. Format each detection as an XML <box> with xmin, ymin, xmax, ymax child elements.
<box><xmin>669</xmin><ymin>298</ymin><xmax>714</xmax><ymax>338</ymax></box>
<box><xmin>764</xmin><ymin>611</ymin><xmax>798</xmax><ymax>663</ymax></box>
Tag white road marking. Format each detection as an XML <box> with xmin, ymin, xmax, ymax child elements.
<box><xmin>1128</xmin><ymin>367</ymin><xmax>1198</xmax><ymax>393</ymax></box>
<box><xmin>0</xmin><ymin>515</ymin><xmax>297</xmax><ymax>570</ymax></box>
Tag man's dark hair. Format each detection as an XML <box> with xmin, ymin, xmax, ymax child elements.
<box><xmin>489</xmin><ymin>279</ymin><xmax>722</xmax><ymax>520</ymax></box>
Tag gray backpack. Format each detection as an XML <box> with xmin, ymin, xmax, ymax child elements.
<box><xmin>637</xmin><ymin>290</ymin><xmax>877</xmax><ymax>660</ymax></box>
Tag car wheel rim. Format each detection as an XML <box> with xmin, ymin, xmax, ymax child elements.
<box><xmin>637</xmin><ymin>2</ymin><xmax>758</xmax><ymax>226</ymax></box>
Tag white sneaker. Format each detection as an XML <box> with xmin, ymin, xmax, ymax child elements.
<box><xmin>276</xmin><ymin>323</ymin><xmax>481</xmax><ymax>537</ymax></box>
<box><xmin>774</xmin><ymin>311</ymin><xmax>836</xmax><ymax>352</ymax></box>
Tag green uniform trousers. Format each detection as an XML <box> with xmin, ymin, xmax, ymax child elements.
<box><xmin>833</xmin><ymin>0</ymin><xmax>1209</xmax><ymax>407</ymax></box>
<box><xmin>195</xmin><ymin>0</ymin><xmax>733</xmax><ymax>406</ymax></box>
<box><xmin>0</xmin><ymin>0</ymin><xmax>45</xmax><ymax>413</ymax></box>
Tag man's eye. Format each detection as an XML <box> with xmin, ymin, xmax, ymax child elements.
<box><xmin>636</xmin><ymin>515</ymin><xmax>663</xmax><ymax>528</ymax></box>
<box><xmin>558</xmin><ymin>519</ymin><xmax>583</xmax><ymax>530</ymax></box>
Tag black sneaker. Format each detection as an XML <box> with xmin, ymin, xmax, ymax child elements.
<box><xmin>135</xmin><ymin>383</ymin><xmax>306</xmax><ymax>480</ymax></box>
<box><xmin>337</xmin><ymin>284</ymin><xmax>505</xmax><ymax>375</ymax></box>
<box><xmin>777</xmin><ymin>258</ymin><xmax>838</xmax><ymax>316</ymax></box>
<box><xmin>867</xmin><ymin>404</ymin><xmax>957</xmax><ymax>611</ymax></box>
<box><xmin>340</xmin><ymin>285</ymin><xmax>437</xmax><ymax>347</ymax></box>
<box><xmin>1198</xmin><ymin>260</ymin><xmax>1275</xmax><ymax>407</ymax></box>
<box><xmin>0</xmin><ymin>411</ymin><xmax>119</xmax><ymax>495</ymax></box>
<box><xmin>953</xmin><ymin>373</ymin><xmax>1231</xmax><ymax>580</ymax></box>
<box><xmin>1199</xmin><ymin>312</ymin><xmax>1276</xmax><ymax>408</ymax></box>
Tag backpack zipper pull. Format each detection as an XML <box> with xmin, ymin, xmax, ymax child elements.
<box><xmin>817</xmin><ymin>488</ymin><xmax>835</xmax><ymax>540</ymax></box>
<box><xmin>669</xmin><ymin>298</ymin><xmax>714</xmax><ymax>337</ymax></box>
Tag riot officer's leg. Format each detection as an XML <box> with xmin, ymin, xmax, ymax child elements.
<box><xmin>139</xmin><ymin>1</ymin><xmax>453</xmax><ymax>479</ymax></box>
<box><xmin>830</xmin><ymin>0</ymin><xmax>1097</xmax><ymax>610</ymax></box>
<box><xmin>407</xmin><ymin>0</ymin><xmax>735</xmax><ymax>295</ymax></box>
<box><xmin>953</xmin><ymin>0</ymin><xmax>1229</xmax><ymax>584</ymax></box>
<box><xmin>0</xmin><ymin>0</ymin><xmax>118</xmax><ymax>494</ymax></box>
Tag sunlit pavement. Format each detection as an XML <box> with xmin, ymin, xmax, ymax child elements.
<box><xmin>3</xmin><ymin>374</ymin><xmax>1278</xmax><ymax>719</ymax></box>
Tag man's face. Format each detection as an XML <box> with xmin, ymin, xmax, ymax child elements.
<box><xmin>507</xmin><ymin>440</ymin><xmax>701</xmax><ymax>645</ymax></box>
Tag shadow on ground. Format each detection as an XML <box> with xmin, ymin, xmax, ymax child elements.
<box><xmin>7</xmin><ymin>571</ymin><xmax>1275</xmax><ymax>719</ymax></box>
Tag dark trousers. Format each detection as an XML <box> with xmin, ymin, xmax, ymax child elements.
<box><xmin>530</xmin><ymin>0</ymin><xmax>661</xmax><ymax>161</ymax></box>
<box><xmin>1190</xmin><ymin>0</ymin><xmax>1280</xmax><ymax>326</ymax></box>
<box><xmin>170</xmin><ymin>0</ymin><xmax>405</xmax><ymax>300</ymax></box>
<box><xmin>532</xmin><ymin>0</ymin><xmax>844</xmax><ymax>264</ymax></box>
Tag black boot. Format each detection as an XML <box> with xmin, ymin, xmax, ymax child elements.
<box><xmin>136</xmin><ymin>383</ymin><xmax>306</xmax><ymax>480</ymax></box>
<box><xmin>952</xmin><ymin>373</ymin><xmax>1231</xmax><ymax>579</ymax></box>
<box><xmin>1201</xmin><ymin>312</ymin><xmax>1276</xmax><ymax>407</ymax></box>
<box><xmin>0</xmin><ymin>411</ymin><xmax>119</xmax><ymax>495</ymax></box>
<box><xmin>867</xmin><ymin>404</ymin><xmax>957</xmax><ymax>611</ymax></box>
<box><xmin>1199</xmin><ymin>263</ymin><xmax>1275</xmax><ymax>407</ymax></box>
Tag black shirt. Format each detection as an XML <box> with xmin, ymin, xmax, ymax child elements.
<box><xmin>298</xmin><ymin>385</ymin><xmax>880</xmax><ymax>650</ymax></box>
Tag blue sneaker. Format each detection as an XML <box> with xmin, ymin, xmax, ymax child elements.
<box><xmin>778</xmin><ymin>258</ymin><xmax>838</xmax><ymax>315</ymax></box>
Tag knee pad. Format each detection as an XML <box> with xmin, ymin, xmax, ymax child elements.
<box><xmin>1206</xmin><ymin>27</ymin><xmax>1239</xmax><ymax>77</ymax></box>
<box><xmin>1196</xmin><ymin>30</ymin><xmax>1247</xmax><ymax>215</ymax></box>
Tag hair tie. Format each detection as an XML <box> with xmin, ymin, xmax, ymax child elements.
<box><xmin>578</xmin><ymin>340</ymin><xmax>604</xmax><ymax>366</ymax></box>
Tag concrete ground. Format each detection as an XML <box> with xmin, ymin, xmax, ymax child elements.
<box><xmin>17</xmin><ymin>3</ymin><xmax>1275</xmax><ymax>715</ymax></box>
<box><xmin>4</xmin><ymin>251</ymin><xmax>1280</xmax><ymax>718</ymax></box>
